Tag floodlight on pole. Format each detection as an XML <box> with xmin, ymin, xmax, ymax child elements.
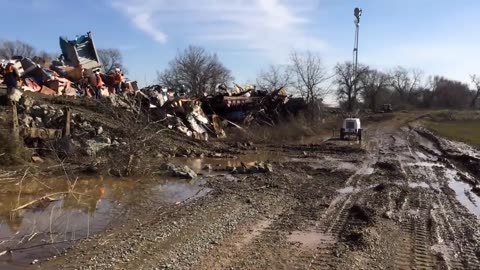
<box><xmin>352</xmin><ymin>7</ymin><xmax>362</xmax><ymax>111</ymax></box>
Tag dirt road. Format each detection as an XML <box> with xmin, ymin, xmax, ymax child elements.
<box><xmin>6</xmin><ymin>113</ymin><xmax>480</xmax><ymax>269</ymax></box>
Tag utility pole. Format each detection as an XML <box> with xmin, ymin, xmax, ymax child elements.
<box><xmin>352</xmin><ymin>7</ymin><xmax>362</xmax><ymax>112</ymax></box>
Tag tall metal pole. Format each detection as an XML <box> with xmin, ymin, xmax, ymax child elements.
<box><xmin>354</xmin><ymin>21</ymin><xmax>359</xmax><ymax>79</ymax></box>
<box><xmin>352</xmin><ymin>8</ymin><xmax>362</xmax><ymax>112</ymax></box>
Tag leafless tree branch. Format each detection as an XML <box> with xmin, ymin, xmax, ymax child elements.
<box><xmin>98</xmin><ymin>48</ymin><xmax>126</xmax><ymax>74</ymax></box>
<box><xmin>157</xmin><ymin>46</ymin><xmax>233</xmax><ymax>96</ymax></box>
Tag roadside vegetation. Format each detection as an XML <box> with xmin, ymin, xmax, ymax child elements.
<box><xmin>423</xmin><ymin>111</ymin><xmax>480</xmax><ymax>146</ymax></box>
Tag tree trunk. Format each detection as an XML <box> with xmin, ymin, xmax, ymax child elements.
<box><xmin>471</xmin><ymin>90</ymin><xmax>480</xmax><ymax>109</ymax></box>
<box><xmin>370</xmin><ymin>94</ymin><xmax>377</xmax><ymax>112</ymax></box>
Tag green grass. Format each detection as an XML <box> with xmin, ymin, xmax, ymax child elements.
<box><xmin>424</xmin><ymin>120</ymin><xmax>480</xmax><ymax>147</ymax></box>
<box><xmin>428</xmin><ymin>110</ymin><xmax>480</xmax><ymax>122</ymax></box>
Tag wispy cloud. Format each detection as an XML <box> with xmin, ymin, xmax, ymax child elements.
<box><xmin>110</xmin><ymin>0</ymin><xmax>326</xmax><ymax>62</ymax></box>
<box><xmin>111</xmin><ymin>1</ymin><xmax>168</xmax><ymax>43</ymax></box>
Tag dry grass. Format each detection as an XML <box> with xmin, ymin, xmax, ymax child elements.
<box><xmin>0</xmin><ymin>128</ymin><xmax>32</xmax><ymax>165</ymax></box>
<box><xmin>228</xmin><ymin>114</ymin><xmax>342</xmax><ymax>144</ymax></box>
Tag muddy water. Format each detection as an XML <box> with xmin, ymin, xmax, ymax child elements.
<box><xmin>0</xmin><ymin>177</ymin><xmax>133</xmax><ymax>269</ymax></box>
<box><xmin>172</xmin><ymin>151</ymin><xmax>287</xmax><ymax>174</ymax></box>
<box><xmin>405</xmin><ymin>162</ymin><xmax>445</xmax><ymax>168</ymax></box>
<box><xmin>0</xmin><ymin>175</ymin><xmax>211</xmax><ymax>269</ymax></box>
<box><xmin>444</xmin><ymin>169</ymin><xmax>480</xmax><ymax>217</ymax></box>
<box><xmin>448</xmin><ymin>180</ymin><xmax>480</xmax><ymax>217</ymax></box>
<box><xmin>408</xmin><ymin>182</ymin><xmax>430</xmax><ymax>189</ymax></box>
<box><xmin>336</xmin><ymin>186</ymin><xmax>358</xmax><ymax>194</ymax></box>
<box><xmin>149</xmin><ymin>178</ymin><xmax>211</xmax><ymax>204</ymax></box>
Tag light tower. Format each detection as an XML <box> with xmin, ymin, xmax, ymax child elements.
<box><xmin>353</xmin><ymin>7</ymin><xmax>362</xmax><ymax>107</ymax></box>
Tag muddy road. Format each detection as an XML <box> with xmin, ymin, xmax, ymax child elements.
<box><xmin>2</xmin><ymin>113</ymin><xmax>480</xmax><ymax>269</ymax></box>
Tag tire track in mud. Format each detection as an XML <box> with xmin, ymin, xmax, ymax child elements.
<box><xmin>207</xmin><ymin>154</ymin><xmax>374</xmax><ymax>269</ymax></box>
<box><xmin>297</xmin><ymin>156</ymin><xmax>377</xmax><ymax>270</ymax></box>
<box><xmin>394</xmin><ymin>130</ymin><xmax>480</xmax><ymax>269</ymax></box>
<box><xmin>374</xmin><ymin>130</ymin><xmax>437</xmax><ymax>270</ymax></box>
<box><xmin>393</xmin><ymin>192</ymin><xmax>435</xmax><ymax>270</ymax></box>
<box><xmin>430</xmin><ymin>181</ymin><xmax>480</xmax><ymax>269</ymax></box>
<box><xmin>306</xmin><ymin>194</ymin><xmax>361</xmax><ymax>269</ymax></box>
<box><xmin>415</xmin><ymin>131</ymin><xmax>480</xmax><ymax>269</ymax></box>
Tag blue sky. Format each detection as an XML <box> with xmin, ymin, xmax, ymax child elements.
<box><xmin>1</xmin><ymin>0</ymin><xmax>480</xmax><ymax>91</ymax></box>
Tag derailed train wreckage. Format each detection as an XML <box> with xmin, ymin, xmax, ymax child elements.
<box><xmin>141</xmin><ymin>84</ymin><xmax>307</xmax><ymax>140</ymax></box>
<box><xmin>0</xmin><ymin>31</ymin><xmax>308</xmax><ymax>163</ymax></box>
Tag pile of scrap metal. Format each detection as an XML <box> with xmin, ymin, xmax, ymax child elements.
<box><xmin>202</xmin><ymin>84</ymin><xmax>307</xmax><ymax>126</ymax></box>
<box><xmin>163</xmin><ymin>98</ymin><xmax>226</xmax><ymax>141</ymax></box>
<box><xmin>0</xmin><ymin>31</ymin><xmax>138</xmax><ymax>99</ymax></box>
<box><xmin>139</xmin><ymin>83</ymin><xmax>306</xmax><ymax>140</ymax></box>
<box><xmin>138</xmin><ymin>84</ymin><xmax>224</xmax><ymax>141</ymax></box>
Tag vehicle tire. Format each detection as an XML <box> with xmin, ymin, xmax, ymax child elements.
<box><xmin>357</xmin><ymin>129</ymin><xmax>362</xmax><ymax>141</ymax></box>
<box><xmin>340</xmin><ymin>128</ymin><xmax>345</xmax><ymax>140</ymax></box>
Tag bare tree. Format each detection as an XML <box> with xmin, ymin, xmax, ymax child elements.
<box><xmin>390</xmin><ymin>67</ymin><xmax>423</xmax><ymax>104</ymax></box>
<box><xmin>470</xmin><ymin>75</ymin><xmax>480</xmax><ymax>109</ymax></box>
<box><xmin>256</xmin><ymin>65</ymin><xmax>292</xmax><ymax>91</ymax></box>
<box><xmin>361</xmin><ymin>69</ymin><xmax>391</xmax><ymax>111</ymax></box>
<box><xmin>334</xmin><ymin>61</ymin><xmax>369</xmax><ymax>112</ymax></box>
<box><xmin>432</xmin><ymin>76</ymin><xmax>471</xmax><ymax>109</ymax></box>
<box><xmin>0</xmin><ymin>40</ymin><xmax>36</xmax><ymax>59</ymax></box>
<box><xmin>290</xmin><ymin>51</ymin><xmax>329</xmax><ymax>107</ymax></box>
<box><xmin>32</xmin><ymin>51</ymin><xmax>59</xmax><ymax>68</ymax></box>
<box><xmin>157</xmin><ymin>46</ymin><xmax>233</xmax><ymax>96</ymax></box>
<box><xmin>98</xmin><ymin>48</ymin><xmax>126</xmax><ymax>74</ymax></box>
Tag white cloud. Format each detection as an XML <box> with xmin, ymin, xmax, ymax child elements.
<box><xmin>110</xmin><ymin>0</ymin><xmax>326</xmax><ymax>62</ymax></box>
<box><xmin>112</xmin><ymin>1</ymin><xmax>168</xmax><ymax>43</ymax></box>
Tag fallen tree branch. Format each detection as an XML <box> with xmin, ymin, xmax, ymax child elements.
<box><xmin>11</xmin><ymin>191</ymin><xmax>86</xmax><ymax>212</ymax></box>
<box><xmin>0</xmin><ymin>238</ymin><xmax>82</xmax><ymax>254</ymax></box>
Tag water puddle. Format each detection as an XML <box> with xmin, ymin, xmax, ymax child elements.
<box><xmin>336</xmin><ymin>162</ymin><xmax>358</xmax><ymax>171</ymax></box>
<box><xmin>290</xmin><ymin>156</ymin><xmax>359</xmax><ymax>172</ymax></box>
<box><xmin>336</xmin><ymin>186</ymin><xmax>358</xmax><ymax>194</ymax></box>
<box><xmin>447</xmin><ymin>180</ymin><xmax>480</xmax><ymax>217</ymax></box>
<box><xmin>178</xmin><ymin>151</ymin><xmax>361</xmax><ymax>175</ymax></box>
<box><xmin>408</xmin><ymin>182</ymin><xmax>430</xmax><ymax>189</ymax></box>
<box><xmin>360</xmin><ymin>167</ymin><xmax>375</xmax><ymax>175</ymax></box>
<box><xmin>336</xmin><ymin>183</ymin><xmax>380</xmax><ymax>194</ymax></box>
<box><xmin>287</xmin><ymin>229</ymin><xmax>336</xmax><ymax>249</ymax></box>
<box><xmin>298</xmin><ymin>132</ymin><xmax>332</xmax><ymax>145</ymax></box>
<box><xmin>445</xmin><ymin>169</ymin><xmax>480</xmax><ymax>217</ymax></box>
<box><xmin>414</xmin><ymin>132</ymin><xmax>443</xmax><ymax>156</ymax></box>
<box><xmin>149</xmin><ymin>179</ymin><xmax>211</xmax><ymax>204</ymax></box>
<box><xmin>415</xmin><ymin>151</ymin><xmax>433</xmax><ymax>161</ymax></box>
<box><xmin>0</xmin><ymin>177</ymin><xmax>134</xmax><ymax>268</ymax></box>
<box><xmin>172</xmin><ymin>151</ymin><xmax>286</xmax><ymax>174</ymax></box>
<box><xmin>405</xmin><ymin>162</ymin><xmax>445</xmax><ymax>168</ymax></box>
<box><xmin>0</xmin><ymin>175</ymin><xmax>211</xmax><ymax>268</ymax></box>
